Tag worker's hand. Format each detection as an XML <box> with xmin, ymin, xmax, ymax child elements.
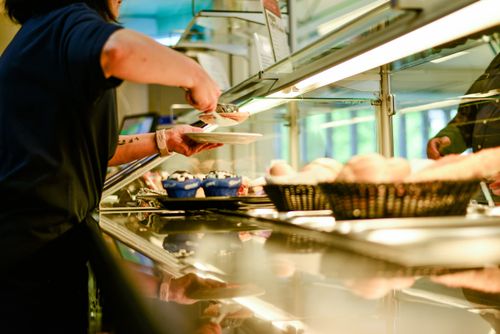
<box><xmin>164</xmin><ymin>125</ymin><xmax>222</xmax><ymax>157</ymax></box>
<box><xmin>426</xmin><ymin>136</ymin><xmax>451</xmax><ymax>160</ymax></box>
<box><xmin>168</xmin><ymin>273</ymin><xmax>226</xmax><ymax>305</ymax></box>
<box><xmin>185</xmin><ymin>67</ymin><xmax>221</xmax><ymax>113</ymax></box>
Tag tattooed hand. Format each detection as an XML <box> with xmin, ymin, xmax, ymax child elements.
<box><xmin>163</xmin><ymin>125</ymin><xmax>222</xmax><ymax>157</ymax></box>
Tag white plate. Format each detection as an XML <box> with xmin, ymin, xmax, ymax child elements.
<box><xmin>186</xmin><ymin>132</ymin><xmax>262</xmax><ymax>144</ymax></box>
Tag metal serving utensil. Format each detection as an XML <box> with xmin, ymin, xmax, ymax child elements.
<box><xmin>199</xmin><ymin>103</ymin><xmax>248</xmax><ymax>127</ymax></box>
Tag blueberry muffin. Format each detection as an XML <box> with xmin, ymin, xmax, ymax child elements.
<box><xmin>162</xmin><ymin>171</ymin><xmax>201</xmax><ymax>198</ymax></box>
<box><xmin>202</xmin><ymin>170</ymin><xmax>242</xmax><ymax>197</ymax></box>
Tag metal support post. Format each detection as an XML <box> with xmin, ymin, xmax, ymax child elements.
<box><xmin>375</xmin><ymin>64</ymin><xmax>395</xmax><ymax>157</ymax></box>
<box><xmin>288</xmin><ymin>101</ymin><xmax>300</xmax><ymax>170</ymax></box>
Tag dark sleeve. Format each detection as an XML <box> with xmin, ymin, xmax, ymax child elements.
<box><xmin>434</xmin><ymin>64</ymin><xmax>491</xmax><ymax>152</ymax></box>
<box><xmin>61</xmin><ymin>5</ymin><xmax>123</xmax><ymax>100</ymax></box>
<box><xmin>433</xmin><ymin>97</ymin><xmax>475</xmax><ymax>154</ymax></box>
<box><xmin>448</xmin><ymin>53</ymin><xmax>500</xmax><ymax>147</ymax></box>
<box><xmin>444</xmin><ymin>102</ymin><xmax>476</xmax><ymax>148</ymax></box>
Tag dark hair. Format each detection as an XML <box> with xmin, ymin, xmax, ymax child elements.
<box><xmin>3</xmin><ymin>0</ymin><xmax>117</xmax><ymax>24</ymax></box>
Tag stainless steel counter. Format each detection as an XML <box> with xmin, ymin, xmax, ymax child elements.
<box><xmin>99</xmin><ymin>209</ymin><xmax>500</xmax><ymax>334</ymax></box>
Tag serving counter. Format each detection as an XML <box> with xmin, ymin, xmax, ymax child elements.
<box><xmin>98</xmin><ymin>206</ymin><xmax>500</xmax><ymax>334</ymax></box>
<box><xmin>97</xmin><ymin>1</ymin><xmax>500</xmax><ymax>332</ymax></box>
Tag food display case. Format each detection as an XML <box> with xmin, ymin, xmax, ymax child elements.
<box><xmin>98</xmin><ymin>0</ymin><xmax>500</xmax><ymax>333</ymax></box>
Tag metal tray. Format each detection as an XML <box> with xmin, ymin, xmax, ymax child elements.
<box><xmin>156</xmin><ymin>195</ymin><xmax>271</xmax><ymax>211</ymax></box>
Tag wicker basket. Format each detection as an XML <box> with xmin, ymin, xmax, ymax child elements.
<box><xmin>319</xmin><ymin>180</ymin><xmax>480</xmax><ymax>220</ymax></box>
<box><xmin>263</xmin><ymin>184</ymin><xmax>331</xmax><ymax>211</ymax></box>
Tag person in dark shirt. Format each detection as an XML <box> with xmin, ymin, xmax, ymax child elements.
<box><xmin>0</xmin><ymin>0</ymin><xmax>222</xmax><ymax>333</ymax></box>
<box><xmin>427</xmin><ymin>52</ymin><xmax>500</xmax><ymax>197</ymax></box>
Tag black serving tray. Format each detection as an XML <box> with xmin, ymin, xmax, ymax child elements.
<box><xmin>156</xmin><ymin>195</ymin><xmax>271</xmax><ymax>211</ymax></box>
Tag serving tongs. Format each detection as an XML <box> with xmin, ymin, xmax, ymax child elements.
<box><xmin>199</xmin><ymin>103</ymin><xmax>249</xmax><ymax>127</ymax></box>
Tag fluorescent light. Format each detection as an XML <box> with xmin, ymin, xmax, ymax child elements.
<box><xmin>459</xmin><ymin>88</ymin><xmax>500</xmax><ymax>99</ymax></box>
<box><xmin>399</xmin><ymin>89</ymin><xmax>500</xmax><ymax>114</ymax></box>
<box><xmin>234</xmin><ymin>296</ymin><xmax>307</xmax><ymax>333</ymax></box>
<box><xmin>399</xmin><ymin>99</ymin><xmax>461</xmax><ymax>114</ymax></box>
<box><xmin>366</xmin><ymin>229</ymin><xmax>427</xmax><ymax>245</ymax></box>
<box><xmin>430</xmin><ymin>51</ymin><xmax>469</xmax><ymax>63</ymax></box>
<box><xmin>239</xmin><ymin>98</ymin><xmax>287</xmax><ymax>114</ymax></box>
<box><xmin>317</xmin><ymin>0</ymin><xmax>389</xmax><ymax>36</ymax></box>
<box><xmin>271</xmin><ymin>0</ymin><xmax>500</xmax><ymax>99</ymax></box>
<box><xmin>155</xmin><ymin>35</ymin><xmax>181</xmax><ymax>46</ymax></box>
<box><xmin>320</xmin><ymin>115</ymin><xmax>375</xmax><ymax>129</ymax></box>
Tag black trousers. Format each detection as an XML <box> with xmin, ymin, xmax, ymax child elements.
<box><xmin>0</xmin><ymin>223</ymin><xmax>89</xmax><ymax>334</ymax></box>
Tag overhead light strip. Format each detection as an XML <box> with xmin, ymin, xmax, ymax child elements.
<box><xmin>269</xmin><ymin>0</ymin><xmax>500</xmax><ymax>99</ymax></box>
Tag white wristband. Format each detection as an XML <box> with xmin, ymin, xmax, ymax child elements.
<box><xmin>155</xmin><ymin>129</ymin><xmax>171</xmax><ymax>156</ymax></box>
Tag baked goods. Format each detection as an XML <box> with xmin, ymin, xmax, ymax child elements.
<box><xmin>336</xmin><ymin>153</ymin><xmax>411</xmax><ymax>183</ymax></box>
<box><xmin>386</xmin><ymin>157</ymin><xmax>411</xmax><ymax>182</ymax></box>
<box><xmin>162</xmin><ymin>171</ymin><xmax>201</xmax><ymax>198</ymax></box>
<box><xmin>202</xmin><ymin>170</ymin><xmax>242</xmax><ymax>197</ymax></box>
<box><xmin>336</xmin><ymin>153</ymin><xmax>390</xmax><ymax>183</ymax></box>
<box><xmin>301</xmin><ymin>157</ymin><xmax>343</xmax><ymax>182</ymax></box>
<box><xmin>267</xmin><ymin>158</ymin><xmax>343</xmax><ymax>185</ymax></box>
<box><xmin>319</xmin><ymin>152</ymin><xmax>484</xmax><ymax>219</ymax></box>
<box><xmin>268</xmin><ymin>160</ymin><xmax>294</xmax><ymax>177</ymax></box>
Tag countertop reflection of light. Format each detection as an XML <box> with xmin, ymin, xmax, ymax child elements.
<box><xmin>234</xmin><ymin>297</ymin><xmax>307</xmax><ymax>332</ymax></box>
<box><xmin>365</xmin><ymin>229</ymin><xmax>427</xmax><ymax>245</ymax></box>
<box><xmin>336</xmin><ymin>222</ymin><xmax>354</xmax><ymax>234</ymax></box>
<box><xmin>289</xmin><ymin>216</ymin><xmax>336</xmax><ymax>232</ymax></box>
<box><xmin>249</xmin><ymin>208</ymin><xmax>279</xmax><ymax>218</ymax></box>
<box><xmin>272</xmin><ymin>320</ymin><xmax>307</xmax><ymax>333</ymax></box>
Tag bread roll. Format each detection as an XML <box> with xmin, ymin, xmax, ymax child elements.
<box><xmin>268</xmin><ymin>161</ymin><xmax>295</xmax><ymax>177</ymax></box>
<box><xmin>386</xmin><ymin>157</ymin><xmax>411</xmax><ymax>182</ymax></box>
<box><xmin>337</xmin><ymin>153</ymin><xmax>391</xmax><ymax>183</ymax></box>
<box><xmin>295</xmin><ymin>170</ymin><xmax>322</xmax><ymax>184</ymax></box>
<box><xmin>302</xmin><ymin>157</ymin><xmax>343</xmax><ymax>182</ymax></box>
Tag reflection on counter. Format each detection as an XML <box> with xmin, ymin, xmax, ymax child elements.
<box><xmin>99</xmin><ymin>210</ymin><xmax>500</xmax><ymax>334</ymax></box>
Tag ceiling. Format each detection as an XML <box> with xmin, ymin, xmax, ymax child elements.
<box><xmin>118</xmin><ymin>0</ymin><xmax>351</xmax><ymax>46</ymax></box>
<box><xmin>119</xmin><ymin>0</ymin><xmax>213</xmax><ymax>43</ymax></box>
<box><xmin>118</xmin><ymin>0</ymin><xmax>418</xmax><ymax>53</ymax></box>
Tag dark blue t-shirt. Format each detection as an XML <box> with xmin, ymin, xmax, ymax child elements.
<box><xmin>0</xmin><ymin>3</ymin><xmax>122</xmax><ymax>261</ymax></box>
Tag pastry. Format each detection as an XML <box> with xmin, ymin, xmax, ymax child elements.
<box><xmin>202</xmin><ymin>170</ymin><xmax>242</xmax><ymax>197</ymax></box>
<box><xmin>162</xmin><ymin>171</ymin><xmax>201</xmax><ymax>198</ymax></box>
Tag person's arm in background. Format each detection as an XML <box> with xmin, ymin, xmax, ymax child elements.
<box><xmin>101</xmin><ymin>29</ymin><xmax>222</xmax><ymax>165</ymax></box>
<box><xmin>426</xmin><ymin>102</ymin><xmax>476</xmax><ymax>159</ymax></box>
<box><xmin>426</xmin><ymin>59</ymin><xmax>493</xmax><ymax>160</ymax></box>
<box><xmin>426</xmin><ymin>125</ymin><xmax>467</xmax><ymax>159</ymax></box>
